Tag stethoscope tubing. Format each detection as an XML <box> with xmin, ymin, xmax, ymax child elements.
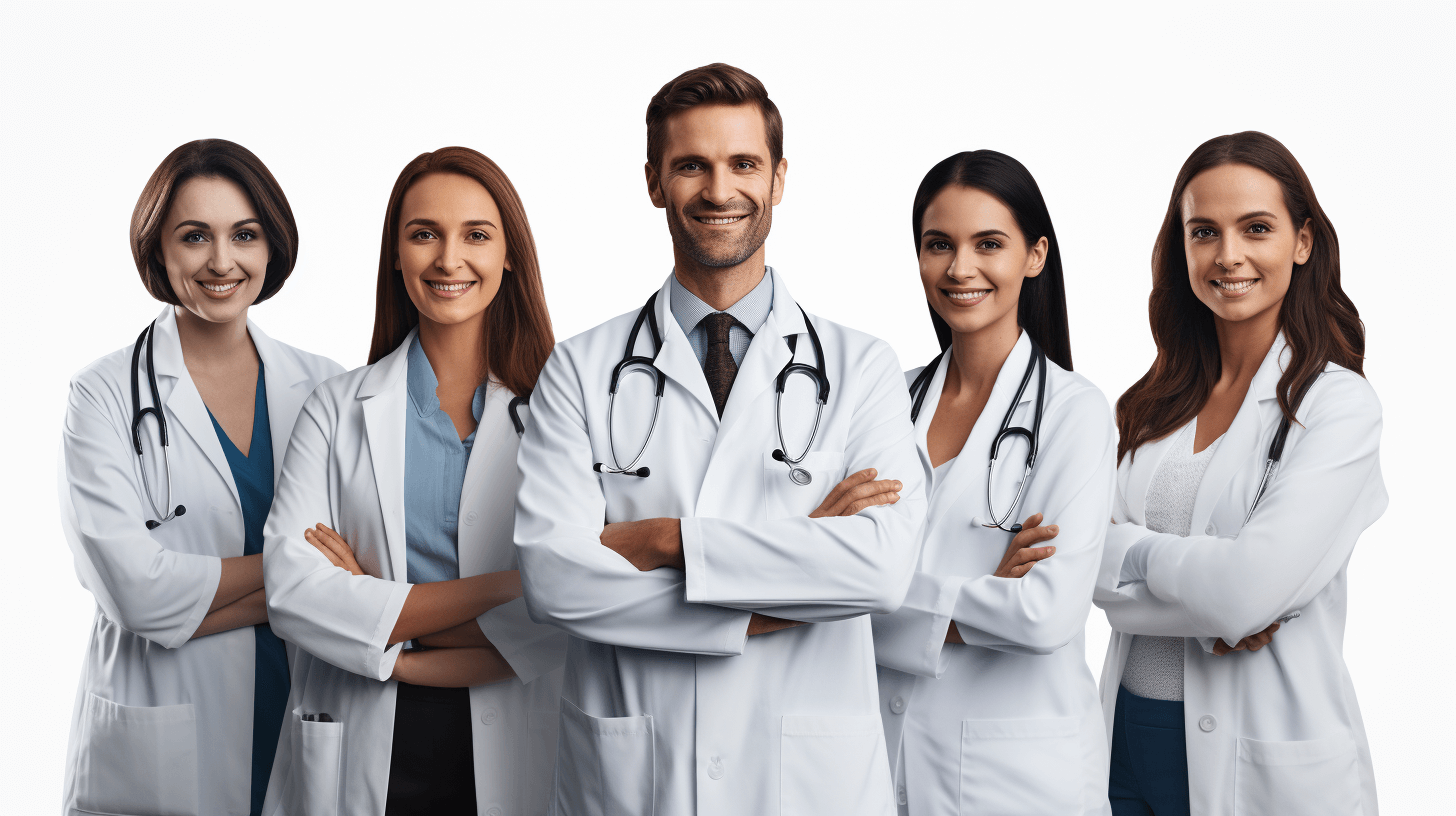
<box><xmin>129</xmin><ymin>321</ymin><xmax>183</xmax><ymax>528</ymax></box>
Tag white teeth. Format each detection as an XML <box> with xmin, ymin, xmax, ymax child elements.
<box><xmin>200</xmin><ymin>281</ymin><xmax>240</xmax><ymax>292</ymax></box>
<box><xmin>698</xmin><ymin>216</ymin><xmax>745</xmax><ymax>225</ymax></box>
<box><xmin>427</xmin><ymin>281</ymin><xmax>473</xmax><ymax>291</ymax></box>
<box><xmin>1214</xmin><ymin>279</ymin><xmax>1257</xmax><ymax>293</ymax></box>
<box><xmin>946</xmin><ymin>290</ymin><xmax>990</xmax><ymax>301</ymax></box>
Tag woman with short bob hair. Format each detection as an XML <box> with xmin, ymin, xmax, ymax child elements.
<box><xmin>60</xmin><ymin>139</ymin><xmax>342</xmax><ymax>816</ymax></box>
<box><xmin>873</xmin><ymin>150</ymin><xmax>1117</xmax><ymax>815</ymax></box>
<box><xmin>263</xmin><ymin>147</ymin><xmax>566</xmax><ymax>815</ymax></box>
<box><xmin>1096</xmin><ymin>132</ymin><xmax>1385</xmax><ymax>816</ymax></box>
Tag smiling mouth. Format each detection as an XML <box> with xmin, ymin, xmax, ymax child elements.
<box><xmin>426</xmin><ymin>280</ymin><xmax>475</xmax><ymax>298</ymax></box>
<box><xmin>1211</xmin><ymin>279</ymin><xmax>1258</xmax><ymax>297</ymax></box>
<box><xmin>693</xmin><ymin>214</ymin><xmax>748</xmax><ymax>225</ymax></box>
<box><xmin>942</xmin><ymin>288</ymin><xmax>991</xmax><ymax>306</ymax></box>
<box><xmin>199</xmin><ymin>280</ymin><xmax>242</xmax><ymax>293</ymax></box>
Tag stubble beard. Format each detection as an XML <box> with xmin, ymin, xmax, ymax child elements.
<box><xmin>667</xmin><ymin>194</ymin><xmax>774</xmax><ymax>270</ymax></box>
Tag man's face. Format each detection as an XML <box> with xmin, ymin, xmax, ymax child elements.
<box><xmin>646</xmin><ymin>103</ymin><xmax>787</xmax><ymax>269</ymax></box>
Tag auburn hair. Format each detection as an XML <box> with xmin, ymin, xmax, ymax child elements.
<box><xmin>367</xmin><ymin>147</ymin><xmax>554</xmax><ymax>399</ymax></box>
<box><xmin>1115</xmin><ymin>131</ymin><xmax>1365</xmax><ymax>462</ymax></box>
<box><xmin>911</xmin><ymin>150</ymin><xmax>1073</xmax><ymax>370</ymax></box>
<box><xmin>130</xmin><ymin>139</ymin><xmax>298</xmax><ymax>305</ymax></box>
<box><xmin>646</xmin><ymin>63</ymin><xmax>783</xmax><ymax>171</ymax></box>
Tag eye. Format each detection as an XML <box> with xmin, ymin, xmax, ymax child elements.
<box><xmin>682</xmin><ymin>162</ymin><xmax>703</xmax><ymax>172</ymax></box>
<box><xmin>468</xmin><ymin>230</ymin><xmax>488</xmax><ymax>241</ymax></box>
<box><xmin>1247</xmin><ymin>222</ymin><xmax>1271</xmax><ymax>234</ymax></box>
<box><xmin>977</xmin><ymin>239</ymin><xmax>1002</xmax><ymax>251</ymax></box>
<box><xmin>1191</xmin><ymin>226</ymin><xmax>1217</xmax><ymax>240</ymax></box>
<box><xmin>925</xmin><ymin>239</ymin><xmax>951</xmax><ymax>252</ymax></box>
<box><xmin>735</xmin><ymin>160</ymin><xmax>754</xmax><ymax>170</ymax></box>
<box><xmin>411</xmin><ymin>229</ymin><xmax>436</xmax><ymax>241</ymax></box>
<box><xmin>234</xmin><ymin>229</ymin><xmax>257</xmax><ymax>242</ymax></box>
<box><xmin>182</xmin><ymin>231</ymin><xmax>207</xmax><ymax>243</ymax></box>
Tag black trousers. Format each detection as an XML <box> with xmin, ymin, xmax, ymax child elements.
<box><xmin>385</xmin><ymin>682</ymin><xmax>476</xmax><ymax>816</ymax></box>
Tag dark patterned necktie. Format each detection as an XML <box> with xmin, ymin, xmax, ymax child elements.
<box><xmin>701</xmin><ymin>312</ymin><xmax>738</xmax><ymax>418</ymax></box>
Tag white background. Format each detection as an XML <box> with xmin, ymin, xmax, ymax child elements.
<box><xmin>2</xmin><ymin>1</ymin><xmax>1451</xmax><ymax>812</ymax></box>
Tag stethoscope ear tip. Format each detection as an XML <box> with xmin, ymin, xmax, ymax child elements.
<box><xmin>1010</xmin><ymin>523</ymin><xmax>1023</xmax><ymax>534</ymax></box>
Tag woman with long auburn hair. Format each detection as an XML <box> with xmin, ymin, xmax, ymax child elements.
<box><xmin>1095</xmin><ymin>132</ymin><xmax>1386</xmax><ymax>816</ymax></box>
<box><xmin>261</xmin><ymin>147</ymin><xmax>566</xmax><ymax>815</ymax></box>
<box><xmin>873</xmin><ymin>151</ymin><xmax>1117</xmax><ymax>815</ymax></box>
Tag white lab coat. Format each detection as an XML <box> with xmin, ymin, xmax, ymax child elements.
<box><xmin>873</xmin><ymin>332</ymin><xmax>1116</xmax><ymax>816</ymax></box>
<box><xmin>261</xmin><ymin>330</ymin><xmax>568</xmax><ymax>816</ymax></box>
<box><xmin>58</xmin><ymin>306</ymin><xmax>342</xmax><ymax>816</ymax></box>
<box><xmin>1094</xmin><ymin>335</ymin><xmax>1387</xmax><ymax>816</ymax></box>
<box><xmin>515</xmin><ymin>271</ymin><xmax>928</xmax><ymax>816</ymax></box>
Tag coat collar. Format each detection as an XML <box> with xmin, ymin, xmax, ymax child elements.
<box><xmin>358</xmin><ymin>329</ymin><xmax>416</xmax><ymax>581</ymax></box>
<box><xmin>917</xmin><ymin>331</ymin><xmax>1036</xmax><ymax>536</ymax></box>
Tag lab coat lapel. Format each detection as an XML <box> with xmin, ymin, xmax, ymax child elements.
<box><xmin>358</xmin><ymin>330</ymin><xmax>412</xmax><ymax>582</ymax></box>
<box><xmin>650</xmin><ymin>277</ymin><xmax>719</xmax><ymax>424</ymax></box>
<box><xmin>1189</xmin><ymin>335</ymin><xmax>1288</xmax><ymax>533</ymax></box>
<box><xmin>149</xmin><ymin>307</ymin><xmax>239</xmax><ymax>506</ymax></box>
<box><xmin>924</xmin><ymin>333</ymin><xmax>1035</xmax><ymax>536</ymax></box>
<box><xmin>456</xmin><ymin>386</ymin><xmax>517</xmax><ymax>577</ymax></box>
<box><xmin>249</xmin><ymin>319</ymin><xmax>313</xmax><ymax>484</ymax></box>
<box><xmin>713</xmin><ymin>291</ymin><xmax>799</xmax><ymax>449</ymax></box>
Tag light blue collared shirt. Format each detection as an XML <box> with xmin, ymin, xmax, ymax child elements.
<box><xmin>669</xmin><ymin>268</ymin><xmax>775</xmax><ymax>368</ymax></box>
<box><xmin>404</xmin><ymin>334</ymin><xmax>488</xmax><ymax>585</ymax></box>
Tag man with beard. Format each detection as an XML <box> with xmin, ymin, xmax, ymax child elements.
<box><xmin>512</xmin><ymin>63</ymin><xmax>926</xmax><ymax>816</ymax></box>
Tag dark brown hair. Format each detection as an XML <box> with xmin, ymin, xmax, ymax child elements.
<box><xmin>646</xmin><ymin>63</ymin><xmax>783</xmax><ymax>171</ymax></box>
<box><xmin>1115</xmin><ymin>131</ymin><xmax>1365</xmax><ymax>462</ymax></box>
<box><xmin>130</xmin><ymin>139</ymin><xmax>298</xmax><ymax>305</ymax></box>
<box><xmin>911</xmin><ymin>150</ymin><xmax>1073</xmax><ymax>370</ymax></box>
<box><xmin>367</xmin><ymin>147</ymin><xmax>554</xmax><ymax>399</ymax></box>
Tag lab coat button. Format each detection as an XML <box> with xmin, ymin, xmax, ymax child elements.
<box><xmin>1205</xmin><ymin>523</ymin><xmax>1216</xmax><ymax>535</ymax></box>
<box><xmin>466</xmin><ymin>511</ymin><xmax>479</xmax><ymax>526</ymax></box>
<box><xmin>897</xmin><ymin>784</ymin><xmax>907</xmax><ymax>805</ymax></box>
<box><xmin>707</xmin><ymin>756</ymin><xmax>724</xmax><ymax>780</ymax></box>
<box><xmin>890</xmin><ymin>696</ymin><xmax>906</xmax><ymax>714</ymax></box>
<box><xmin>482</xmin><ymin>707</ymin><xmax>500</xmax><ymax>725</ymax></box>
<box><xmin>1199</xmin><ymin>714</ymin><xmax>1217</xmax><ymax>732</ymax></box>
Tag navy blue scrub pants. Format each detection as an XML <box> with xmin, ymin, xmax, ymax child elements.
<box><xmin>1108</xmin><ymin>685</ymin><xmax>1191</xmax><ymax>816</ymax></box>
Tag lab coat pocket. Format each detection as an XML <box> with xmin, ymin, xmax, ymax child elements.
<box><xmin>74</xmin><ymin>692</ymin><xmax>199</xmax><ymax>816</ymax></box>
<box><xmin>780</xmin><ymin>714</ymin><xmax>893</xmax><ymax>816</ymax></box>
<box><xmin>957</xmin><ymin>717</ymin><xmax>1081</xmax><ymax>816</ymax></box>
<box><xmin>553</xmin><ymin>698</ymin><xmax>654</xmax><ymax>816</ymax></box>
<box><xmin>762</xmin><ymin>451</ymin><xmax>846</xmax><ymax>520</ymax></box>
<box><xmin>1234</xmin><ymin>735</ymin><xmax>1360</xmax><ymax>816</ymax></box>
<box><xmin>290</xmin><ymin>710</ymin><xmax>343</xmax><ymax>816</ymax></box>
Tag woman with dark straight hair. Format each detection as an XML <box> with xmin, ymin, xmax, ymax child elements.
<box><xmin>873</xmin><ymin>150</ymin><xmax>1117</xmax><ymax>815</ymax></box>
<box><xmin>1095</xmin><ymin>132</ymin><xmax>1386</xmax><ymax>816</ymax></box>
<box><xmin>60</xmin><ymin>139</ymin><xmax>342</xmax><ymax>816</ymax></box>
<box><xmin>262</xmin><ymin>147</ymin><xmax>566</xmax><ymax>815</ymax></box>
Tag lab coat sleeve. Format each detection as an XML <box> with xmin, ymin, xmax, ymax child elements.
<box><xmin>875</xmin><ymin>387</ymin><xmax>1115</xmax><ymax>675</ymax></box>
<box><xmin>681</xmin><ymin>340</ymin><xmax>928</xmax><ymax>621</ymax></box>
<box><xmin>515</xmin><ymin>346</ymin><xmax>752</xmax><ymax>655</ymax></box>
<box><xmin>263</xmin><ymin>385</ymin><xmax>411</xmax><ymax>681</ymax></box>
<box><xmin>59</xmin><ymin>375</ymin><xmax>220</xmax><ymax>649</ymax></box>
<box><xmin>478</xmin><ymin>598</ymin><xmax>568</xmax><ymax>685</ymax></box>
<box><xmin>1137</xmin><ymin>374</ymin><xmax>1386</xmax><ymax>643</ymax></box>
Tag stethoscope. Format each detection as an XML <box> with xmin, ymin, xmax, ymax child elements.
<box><xmin>131</xmin><ymin>321</ymin><xmax>187</xmax><ymax>529</ymax></box>
<box><xmin>908</xmin><ymin>337</ymin><xmax>1046</xmax><ymax>533</ymax></box>
<box><xmin>594</xmin><ymin>292</ymin><xmax>831</xmax><ymax>486</ymax></box>
<box><xmin>1243</xmin><ymin>374</ymin><xmax>1317</xmax><ymax>525</ymax></box>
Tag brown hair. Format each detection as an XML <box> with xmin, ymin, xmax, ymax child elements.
<box><xmin>646</xmin><ymin>63</ymin><xmax>783</xmax><ymax>171</ymax></box>
<box><xmin>366</xmin><ymin>147</ymin><xmax>554</xmax><ymax>399</ymax></box>
<box><xmin>1115</xmin><ymin>131</ymin><xmax>1365</xmax><ymax>462</ymax></box>
<box><xmin>130</xmin><ymin>139</ymin><xmax>298</xmax><ymax>305</ymax></box>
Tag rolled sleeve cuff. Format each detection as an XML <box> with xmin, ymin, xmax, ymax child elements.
<box><xmin>873</xmin><ymin>571</ymin><xmax>965</xmax><ymax>679</ymax></box>
<box><xmin>681</xmin><ymin>517</ymin><xmax>709</xmax><ymax>603</ymax></box>
<box><xmin>165</xmin><ymin>553</ymin><xmax>224</xmax><ymax>650</ymax></box>
<box><xmin>479</xmin><ymin>597</ymin><xmax>569</xmax><ymax>685</ymax></box>
<box><xmin>365</xmin><ymin>582</ymin><xmax>412</xmax><ymax>681</ymax></box>
<box><xmin>1101</xmin><ymin>522</ymin><xmax>1155</xmax><ymax>592</ymax></box>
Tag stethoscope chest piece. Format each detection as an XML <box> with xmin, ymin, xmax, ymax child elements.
<box><xmin>789</xmin><ymin>467</ymin><xmax>813</xmax><ymax>486</ymax></box>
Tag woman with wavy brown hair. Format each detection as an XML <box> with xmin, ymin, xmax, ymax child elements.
<box><xmin>262</xmin><ymin>147</ymin><xmax>565</xmax><ymax>816</ymax></box>
<box><xmin>1094</xmin><ymin>132</ymin><xmax>1385</xmax><ymax>816</ymax></box>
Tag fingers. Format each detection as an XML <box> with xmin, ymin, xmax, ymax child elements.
<box><xmin>1213</xmin><ymin>638</ymin><xmax>1233</xmax><ymax>656</ymax></box>
<box><xmin>1010</xmin><ymin>523</ymin><xmax>1059</xmax><ymax>549</ymax></box>
<box><xmin>836</xmin><ymin>479</ymin><xmax>903</xmax><ymax>516</ymax></box>
<box><xmin>1245</xmin><ymin>622</ymin><xmax>1281</xmax><ymax>651</ymax></box>
<box><xmin>823</xmin><ymin>468</ymin><xmax>877</xmax><ymax>508</ymax></box>
<box><xmin>303</xmin><ymin>529</ymin><xmax>344</xmax><ymax>567</ymax></box>
<box><xmin>1011</xmin><ymin>546</ymin><xmax>1056</xmax><ymax>566</ymax></box>
<box><xmin>1021</xmin><ymin>513</ymin><xmax>1044</xmax><ymax>531</ymax></box>
<box><xmin>309</xmin><ymin>524</ymin><xmax>353</xmax><ymax>562</ymax></box>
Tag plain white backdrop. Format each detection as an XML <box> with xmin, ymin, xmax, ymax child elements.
<box><xmin>3</xmin><ymin>1</ymin><xmax>1451</xmax><ymax>812</ymax></box>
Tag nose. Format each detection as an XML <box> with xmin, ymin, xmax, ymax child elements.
<box><xmin>946</xmin><ymin>247</ymin><xmax>978</xmax><ymax>283</ymax></box>
<box><xmin>436</xmin><ymin>237</ymin><xmax>466</xmax><ymax>273</ymax></box>
<box><xmin>1215</xmin><ymin>236</ymin><xmax>1244</xmax><ymax>272</ymax></box>
<box><xmin>206</xmin><ymin>240</ymin><xmax>235</xmax><ymax>275</ymax></box>
<box><xmin>702</xmin><ymin>167</ymin><xmax>735</xmax><ymax>208</ymax></box>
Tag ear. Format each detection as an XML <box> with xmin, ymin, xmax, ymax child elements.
<box><xmin>770</xmin><ymin>157</ymin><xmax>788</xmax><ymax>207</ymax></box>
<box><xmin>1294</xmin><ymin>218</ymin><xmax>1313</xmax><ymax>265</ymax></box>
<box><xmin>1024</xmin><ymin>236</ymin><xmax>1049</xmax><ymax>278</ymax></box>
<box><xmin>645</xmin><ymin>161</ymin><xmax>666</xmax><ymax>209</ymax></box>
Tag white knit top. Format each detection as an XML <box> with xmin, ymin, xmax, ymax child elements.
<box><xmin>1121</xmin><ymin>419</ymin><xmax>1223</xmax><ymax>701</ymax></box>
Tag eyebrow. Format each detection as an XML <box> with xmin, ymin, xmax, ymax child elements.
<box><xmin>921</xmin><ymin>228</ymin><xmax>1012</xmax><ymax>241</ymax></box>
<box><xmin>1185</xmin><ymin>210</ymin><xmax>1280</xmax><ymax>225</ymax></box>
<box><xmin>403</xmin><ymin>218</ymin><xmax>498</xmax><ymax>229</ymax></box>
<box><xmin>669</xmin><ymin>152</ymin><xmax>767</xmax><ymax>165</ymax></box>
<box><xmin>172</xmin><ymin>218</ymin><xmax>260</xmax><ymax>232</ymax></box>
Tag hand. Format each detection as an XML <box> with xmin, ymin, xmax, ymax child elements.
<box><xmin>748</xmin><ymin>613</ymin><xmax>805</xmax><ymax>636</ymax></box>
<box><xmin>993</xmin><ymin>513</ymin><xmax>1058</xmax><ymax>578</ymax></box>
<box><xmin>600</xmin><ymin>518</ymin><xmax>684</xmax><ymax>571</ymax></box>
<box><xmin>1213</xmin><ymin>621</ymin><xmax>1280</xmax><ymax>656</ymax></box>
<box><xmin>305</xmin><ymin>523</ymin><xmax>364</xmax><ymax>576</ymax></box>
<box><xmin>809</xmin><ymin>469</ymin><xmax>903</xmax><ymax>518</ymax></box>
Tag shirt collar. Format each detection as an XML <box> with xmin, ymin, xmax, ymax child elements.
<box><xmin>407</xmin><ymin>333</ymin><xmax>486</xmax><ymax>422</ymax></box>
<box><xmin>669</xmin><ymin>266</ymin><xmax>775</xmax><ymax>337</ymax></box>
